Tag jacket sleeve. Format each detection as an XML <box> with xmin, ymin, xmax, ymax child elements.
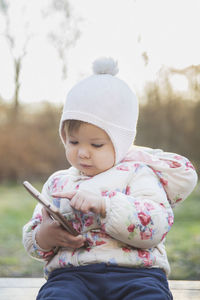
<box><xmin>101</xmin><ymin>163</ymin><xmax>174</xmax><ymax>249</ymax></box>
<box><xmin>22</xmin><ymin>181</ymin><xmax>57</xmax><ymax>261</ymax></box>
<box><xmin>127</xmin><ymin>147</ymin><xmax>198</xmax><ymax>207</ymax></box>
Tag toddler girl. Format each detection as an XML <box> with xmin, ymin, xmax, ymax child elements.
<box><xmin>23</xmin><ymin>57</ymin><xmax>197</xmax><ymax>300</ymax></box>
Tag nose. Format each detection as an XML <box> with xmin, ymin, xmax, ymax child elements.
<box><xmin>78</xmin><ymin>146</ymin><xmax>90</xmax><ymax>159</ymax></box>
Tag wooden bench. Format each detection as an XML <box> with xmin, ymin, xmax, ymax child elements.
<box><xmin>0</xmin><ymin>278</ymin><xmax>200</xmax><ymax>299</ymax></box>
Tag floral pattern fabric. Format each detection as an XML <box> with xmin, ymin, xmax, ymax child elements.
<box><xmin>23</xmin><ymin>146</ymin><xmax>197</xmax><ymax>279</ymax></box>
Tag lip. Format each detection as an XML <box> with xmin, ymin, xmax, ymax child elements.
<box><xmin>80</xmin><ymin>164</ymin><xmax>92</xmax><ymax>168</ymax></box>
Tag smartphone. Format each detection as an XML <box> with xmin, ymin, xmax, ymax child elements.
<box><xmin>23</xmin><ymin>181</ymin><xmax>79</xmax><ymax>236</ymax></box>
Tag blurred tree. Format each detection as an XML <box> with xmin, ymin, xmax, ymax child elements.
<box><xmin>0</xmin><ymin>0</ymin><xmax>32</xmax><ymax>118</ymax></box>
<box><xmin>0</xmin><ymin>0</ymin><xmax>80</xmax><ymax>117</ymax></box>
<box><xmin>43</xmin><ymin>0</ymin><xmax>81</xmax><ymax>79</ymax></box>
<box><xmin>0</xmin><ymin>102</ymin><xmax>68</xmax><ymax>182</ymax></box>
<box><xmin>169</xmin><ymin>65</ymin><xmax>200</xmax><ymax>100</ymax></box>
<box><xmin>136</xmin><ymin>67</ymin><xmax>199</xmax><ymax>171</ymax></box>
<box><xmin>141</xmin><ymin>51</ymin><xmax>149</xmax><ymax>66</ymax></box>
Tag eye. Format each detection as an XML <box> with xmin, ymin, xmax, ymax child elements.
<box><xmin>69</xmin><ymin>141</ymin><xmax>78</xmax><ymax>145</ymax></box>
<box><xmin>91</xmin><ymin>144</ymin><xmax>104</xmax><ymax>148</ymax></box>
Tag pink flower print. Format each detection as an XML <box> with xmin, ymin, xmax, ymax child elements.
<box><xmin>121</xmin><ymin>158</ymin><xmax>131</xmax><ymax>163</ymax></box>
<box><xmin>75</xmin><ymin>184</ymin><xmax>80</xmax><ymax>190</ymax></box>
<box><xmin>152</xmin><ymin>168</ymin><xmax>160</xmax><ymax>177</ymax></box>
<box><xmin>85</xmin><ymin>216</ymin><xmax>94</xmax><ymax>227</ymax></box>
<box><xmin>127</xmin><ymin>224</ymin><xmax>135</xmax><ymax>232</ymax></box>
<box><xmin>73</xmin><ymin>222</ymin><xmax>81</xmax><ymax>233</ymax></box>
<box><xmin>86</xmin><ymin>247</ymin><xmax>92</xmax><ymax>252</ymax></box>
<box><xmin>144</xmin><ymin>260</ymin><xmax>153</xmax><ymax>267</ymax></box>
<box><xmin>138</xmin><ymin>250</ymin><xmax>150</xmax><ymax>260</ymax></box>
<box><xmin>60</xmin><ymin>178</ymin><xmax>69</xmax><ymax>190</ymax></box>
<box><xmin>43</xmin><ymin>250</ymin><xmax>54</xmax><ymax>260</ymax></box>
<box><xmin>122</xmin><ymin>247</ymin><xmax>131</xmax><ymax>253</ymax></box>
<box><xmin>186</xmin><ymin>161</ymin><xmax>195</xmax><ymax>170</ymax></box>
<box><xmin>173</xmin><ymin>155</ymin><xmax>183</xmax><ymax>160</ymax></box>
<box><xmin>52</xmin><ymin>177</ymin><xmax>59</xmax><ymax>193</ymax></box>
<box><xmin>108</xmin><ymin>191</ymin><xmax>117</xmax><ymax>198</ymax></box>
<box><xmin>31</xmin><ymin>224</ymin><xmax>37</xmax><ymax>231</ymax></box>
<box><xmin>169</xmin><ymin>161</ymin><xmax>181</xmax><ymax>168</ymax></box>
<box><xmin>140</xmin><ymin>228</ymin><xmax>152</xmax><ymax>240</ymax></box>
<box><xmin>35</xmin><ymin>213</ymin><xmax>42</xmax><ymax>222</ymax></box>
<box><xmin>144</xmin><ymin>202</ymin><xmax>155</xmax><ymax>211</ymax></box>
<box><xmin>138</xmin><ymin>212</ymin><xmax>151</xmax><ymax>226</ymax></box>
<box><xmin>161</xmin><ymin>232</ymin><xmax>168</xmax><ymax>241</ymax></box>
<box><xmin>134</xmin><ymin>201</ymin><xmax>142</xmax><ymax>211</ymax></box>
<box><xmin>168</xmin><ymin>215</ymin><xmax>174</xmax><ymax>227</ymax></box>
<box><xmin>159</xmin><ymin>203</ymin><xmax>166</xmax><ymax>209</ymax></box>
<box><xmin>133</xmin><ymin>163</ymin><xmax>140</xmax><ymax>168</ymax></box>
<box><xmin>101</xmin><ymin>190</ymin><xmax>116</xmax><ymax>198</ymax></box>
<box><xmin>160</xmin><ymin>177</ymin><xmax>168</xmax><ymax>186</ymax></box>
<box><xmin>95</xmin><ymin>240</ymin><xmax>106</xmax><ymax>246</ymax></box>
<box><xmin>125</xmin><ymin>186</ymin><xmax>131</xmax><ymax>195</ymax></box>
<box><xmin>101</xmin><ymin>191</ymin><xmax>108</xmax><ymax>196</ymax></box>
<box><xmin>73</xmin><ymin>215</ymin><xmax>82</xmax><ymax>233</ymax></box>
<box><xmin>116</xmin><ymin>165</ymin><xmax>129</xmax><ymax>171</ymax></box>
<box><xmin>133</xmin><ymin>163</ymin><xmax>142</xmax><ymax>172</ymax></box>
<box><xmin>138</xmin><ymin>250</ymin><xmax>153</xmax><ymax>267</ymax></box>
<box><xmin>59</xmin><ymin>256</ymin><xmax>67</xmax><ymax>267</ymax></box>
<box><xmin>175</xmin><ymin>197</ymin><xmax>182</xmax><ymax>203</ymax></box>
<box><xmin>72</xmin><ymin>249</ymin><xmax>77</xmax><ymax>256</ymax></box>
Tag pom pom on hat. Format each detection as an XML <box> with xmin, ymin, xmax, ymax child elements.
<box><xmin>92</xmin><ymin>57</ymin><xmax>119</xmax><ymax>76</ymax></box>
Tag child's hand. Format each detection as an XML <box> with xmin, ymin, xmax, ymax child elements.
<box><xmin>35</xmin><ymin>208</ymin><xmax>86</xmax><ymax>251</ymax></box>
<box><xmin>52</xmin><ymin>190</ymin><xmax>106</xmax><ymax>218</ymax></box>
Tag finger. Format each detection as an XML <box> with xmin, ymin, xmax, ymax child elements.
<box><xmin>59</xmin><ymin>240</ymin><xmax>84</xmax><ymax>249</ymax></box>
<box><xmin>59</xmin><ymin>237</ymin><xmax>85</xmax><ymax>248</ymax></box>
<box><xmin>59</xmin><ymin>233</ymin><xmax>85</xmax><ymax>248</ymax></box>
<box><xmin>52</xmin><ymin>191</ymin><xmax>76</xmax><ymax>199</ymax></box>
<box><xmin>41</xmin><ymin>208</ymin><xmax>60</xmax><ymax>227</ymax></box>
<box><xmin>79</xmin><ymin>200</ymin><xmax>90</xmax><ymax>214</ymax></box>
<box><xmin>71</xmin><ymin>195</ymin><xmax>85</xmax><ymax>211</ymax></box>
<box><xmin>62</xmin><ymin>231</ymin><xmax>85</xmax><ymax>243</ymax></box>
<box><xmin>69</xmin><ymin>193</ymin><xmax>79</xmax><ymax>208</ymax></box>
<box><xmin>41</xmin><ymin>207</ymin><xmax>51</xmax><ymax>220</ymax></box>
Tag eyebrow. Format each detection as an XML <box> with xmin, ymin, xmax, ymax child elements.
<box><xmin>90</xmin><ymin>138</ymin><xmax>107</xmax><ymax>141</ymax></box>
<box><xmin>69</xmin><ymin>135</ymin><xmax>107</xmax><ymax>142</ymax></box>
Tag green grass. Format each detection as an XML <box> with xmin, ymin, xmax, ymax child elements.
<box><xmin>0</xmin><ymin>182</ymin><xmax>199</xmax><ymax>279</ymax></box>
<box><xmin>0</xmin><ymin>182</ymin><xmax>43</xmax><ymax>277</ymax></box>
<box><xmin>166</xmin><ymin>183</ymin><xmax>200</xmax><ymax>280</ymax></box>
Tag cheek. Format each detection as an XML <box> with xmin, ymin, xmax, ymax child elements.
<box><xmin>105</xmin><ymin>146</ymin><xmax>115</xmax><ymax>167</ymax></box>
<box><xmin>107</xmin><ymin>153</ymin><xmax>115</xmax><ymax>168</ymax></box>
<box><xmin>65</xmin><ymin>147</ymin><xmax>75</xmax><ymax>163</ymax></box>
<box><xmin>97</xmin><ymin>149</ymin><xmax>115</xmax><ymax>169</ymax></box>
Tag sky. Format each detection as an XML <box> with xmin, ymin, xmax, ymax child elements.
<box><xmin>0</xmin><ymin>0</ymin><xmax>199</xmax><ymax>104</ymax></box>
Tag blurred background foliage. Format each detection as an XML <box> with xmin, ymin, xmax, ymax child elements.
<box><xmin>0</xmin><ymin>101</ymin><xmax>68</xmax><ymax>182</ymax></box>
<box><xmin>0</xmin><ymin>64</ymin><xmax>199</xmax><ymax>182</ymax></box>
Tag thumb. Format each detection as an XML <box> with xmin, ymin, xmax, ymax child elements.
<box><xmin>41</xmin><ymin>207</ymin><xmax>51</xmax><ymax>220</ymax></box>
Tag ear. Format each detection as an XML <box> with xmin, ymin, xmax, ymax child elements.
<box><xmin>61</xmin><ymin>127</ymin><xmax>67</xmax><ymax>144</ymax></box>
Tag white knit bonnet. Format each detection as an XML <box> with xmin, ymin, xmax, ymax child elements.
<box><xmin>60</xmin><ymin>57</ymin><xmax>139</xmax><ymax>164</ymax></box>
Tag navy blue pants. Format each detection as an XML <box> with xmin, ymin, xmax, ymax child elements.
<box><xmin>37</xmin><ymin>263</ymin><xmax>173</xmax><ymax>300</ymax></box>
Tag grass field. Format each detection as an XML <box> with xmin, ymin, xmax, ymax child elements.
<box><xmin>0</xmin><ymin>181</ymin><xmax>199</xmax><ymax>279</ymax></box>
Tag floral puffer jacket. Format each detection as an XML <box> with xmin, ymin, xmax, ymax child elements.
<box><xmin>23</xmin><ymin>146</ymin><xmax>198</xmax><ymax>279</ymax></box>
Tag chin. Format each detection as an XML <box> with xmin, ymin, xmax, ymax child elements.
<box><xmin>83</xmin><ymin>169</ymin><xmax>99</xmax><ymax>177</ymax></box>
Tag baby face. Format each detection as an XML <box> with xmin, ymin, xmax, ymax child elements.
<box><xmin>65</xmin><ymin>123</ymin><xmax>115</xmax><ymax>176</ymax></box>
